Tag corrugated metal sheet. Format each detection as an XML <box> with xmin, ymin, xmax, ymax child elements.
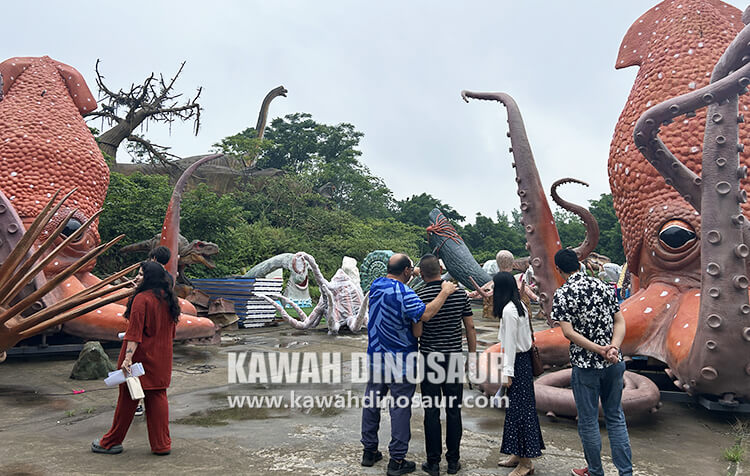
<box><xmin>191</xmin><ymin>277</ymin><xmax>283</xmax><ymax>328</ymax></box>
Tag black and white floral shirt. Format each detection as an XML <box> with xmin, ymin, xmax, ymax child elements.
<box><xmin>552</xmin><ymin>272</ymin><xmax>620</xmax><ymax>369</ymax></box>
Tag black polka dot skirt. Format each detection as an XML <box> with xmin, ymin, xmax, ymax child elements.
<box><xmin>500</xmin><ymin>349</ymin><xmax>545</xmax><ymax>458</ymax></box>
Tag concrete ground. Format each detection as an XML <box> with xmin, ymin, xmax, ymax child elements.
<box><xmin>0</xmin><ymin>311</ymin><xmax>747</xmax><ymax>476</ymax></box>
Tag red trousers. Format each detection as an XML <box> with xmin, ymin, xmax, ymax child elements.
<box><xmin>99</xmin><ymin>385</ymin><xmax>171</xmax><ymax>453</ymax></box>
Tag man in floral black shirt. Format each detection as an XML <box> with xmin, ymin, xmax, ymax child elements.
<box><xmin>551</xmin><ymin>249</ymin><xmax>632</xmax><ymax>476</ymax></box>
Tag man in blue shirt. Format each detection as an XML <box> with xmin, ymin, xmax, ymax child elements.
<box><xmin>361</xmin><ymin>253</ymin><xmax>456</xmax><ymax>476</ymax></box>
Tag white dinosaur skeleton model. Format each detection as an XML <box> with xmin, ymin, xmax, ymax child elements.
<box><xmin>257</xmin><ymin>252</ymin><xmax>368</xmax><ymax>334</ymax></box>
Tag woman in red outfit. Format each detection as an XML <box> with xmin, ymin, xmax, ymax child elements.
<box><xmin>92</xmin><ymin>261</ymin><xmax>179</xmax><ymax>455</ymax></box>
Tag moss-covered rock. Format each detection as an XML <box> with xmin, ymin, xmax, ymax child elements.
<box><xmin>70</xmin><ymin>342</ymin><xmax>115</xmax><ymax>380</ymax></box>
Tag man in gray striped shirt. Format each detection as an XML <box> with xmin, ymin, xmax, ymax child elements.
<box><xmin>413</xmin><ymin>254</ymin><xmax>477</xmax><ymax>476</ymax></box>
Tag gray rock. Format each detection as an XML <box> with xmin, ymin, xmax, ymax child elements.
<box><xmin>70</xmin><ymin>342</ymin><xmax>115</xmax><ymax>380</ymax></box>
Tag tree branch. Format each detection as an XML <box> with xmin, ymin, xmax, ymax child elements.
<box><xmin>84</xmin><ymin>59</ymin><xmax>203</xmax><ymax>161</ymax></box>
<box><xmin>126</xmin><ymin>134</ymin><xmax>182</xmax><ymax>169</ymax></box>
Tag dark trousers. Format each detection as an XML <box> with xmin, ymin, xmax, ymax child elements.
<box><xmin>99</xmin><ymin>385</ymin><xmax>171</xmax><ymax>453</ymax></box>
<box><xmin>420</xmin><ymin>353</ymin><xmax>463</xmax><ymax>464</ymax></box>
<box><xmin>361</xmin><ymin>377</ymin><xmax>416</xmax><ymax>460</ymax></box>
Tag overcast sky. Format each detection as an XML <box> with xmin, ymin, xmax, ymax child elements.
<box><xmin>5</xmin><ymin>1</ymin><xmax>747</xmax><ymax>223</ymax></box>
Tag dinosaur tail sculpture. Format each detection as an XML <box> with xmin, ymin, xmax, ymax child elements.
<box><xmin>461</xmin><ymin>91</ymin><xmax>565</xmax><ymax>324</ymax></box>
<box><xmin>159</xmin><ymin>153</ymin><xmax>225</xmax><ymax>280</ymax></box>
<box><xmin>64</xmin><ymin>154</ymin><xmax>227</xmax><ymax>343</ymax></box>
<box><xmin>426</xmin><ymin>208</ymin><xmax>491</xmax><ymax>290</ymax></box>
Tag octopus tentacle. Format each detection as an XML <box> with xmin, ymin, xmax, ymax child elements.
<box><xmin>300</xmin><ymin>252</ymin><xmax>342</xmax><ymax>332</ymax></box>
<box><xmin>689</xmin><ymin>24</ymin><xmax>750</xmax><ymax>399</ymax></box>
<box><xmin>634</xmin><ymin>22</ymin><xmax>750</xmax><ymax>400</ymax></box>
<box><xmin>461</xmin><ymin>91</ymin><xmax>563</xmax><ymax>324</ymax></box>
<box><xmin>550</xmin><ymin>178</ymin><xmax>600</xmax><ymax>261</ymax></box>
<box><xmin>257</xmin><ymin>293</ymin><xmax>318</xmax><ymax>329</ymax></box>
<box><xmin>346</xmin><ymin>290</ymin><xmax>369</xmax><ymax>332</ymax></box>
<box><xmin>468</xmin><ymin>276</ymin><xmax>491</xmax><ymax>300</ymax></box>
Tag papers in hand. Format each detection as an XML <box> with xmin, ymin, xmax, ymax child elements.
<box><xmin>104</xmin><ymin>362</ymin><xmax>145</xmax><ymax>386</ymax></box>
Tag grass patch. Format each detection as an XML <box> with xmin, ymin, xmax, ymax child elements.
<box><xmin>278</xmin><ymin>307</ymin><xmax>313</xmax><ymax>319</ymax></box>
<box><xmin>724</xmin><ymin>418</ymin><xmax>748</xmax><ymax>463</ymax></box>
<box><xmin>724</xmin><ymin>443</ymin><xmax>745</xmax><ymax>463</ymax></box>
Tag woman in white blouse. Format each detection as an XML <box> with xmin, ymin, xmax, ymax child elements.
<box><xmin>493</xmin><ymin>272</ymin><xmax>544</xmax><ymax>476</ymax></box>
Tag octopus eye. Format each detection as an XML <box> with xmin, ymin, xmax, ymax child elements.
<box><xmin>659</xmin><ymin>220</ymin><xmax>697</xmax><ymax>252</ymax></box>
<box><xmin>61</xmin><ymin>218</ymin><xmax>83</xmax><ymax>241</ymax></box>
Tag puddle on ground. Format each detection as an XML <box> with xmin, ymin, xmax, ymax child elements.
<box><xmin>273</xmin><ymin>340</ymin><xmax>309</xmax><ymax>349</ymax></box>
<box><xmin>174</xmin><ymin>406</ymin><xmax>281</xmax><ymax>426</ymax></box>
<box><xmin>177</xmin><ymin>392</ymin><xmax>345</xmax><ymax>426</ymax></box>
<box><xmin>0</xmin><ymin>463</ymin><xmax>46</xmax><ymax>476</ymax></box>
<box><xmin>279</xmin><ymin>331</ymin><xmax>310</xmax><ymax>337</ymax></box>
<box><xmin>463</xmin><ymin>413</ymin><xmax>505</xmax><ymax>433</ymax></box>
<box><xmin>221</xmin><ymin>336</ymin><xmax>277</xmax><ymax>347</ymax></box>
<box><xmin>0</xmin><ymin>385</ymin><xmax>59</xmax><ymax>407</ymax></box>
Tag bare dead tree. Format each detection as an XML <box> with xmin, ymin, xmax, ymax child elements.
<box><xmin>84</xmin><ymin>59</ymin><xmax>202</xmax><ymax>166</ymax></box>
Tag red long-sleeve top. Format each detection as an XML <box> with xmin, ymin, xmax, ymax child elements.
<box><xmin>118</xmin><ymin>290</ymin><xmax>176</xmax><ymax>390</ymax></box>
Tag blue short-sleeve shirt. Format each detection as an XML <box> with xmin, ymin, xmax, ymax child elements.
<box><xmin>367</xmin><ymin>277</ymin><xmax>426</xmax><ymax>376</ymax></box>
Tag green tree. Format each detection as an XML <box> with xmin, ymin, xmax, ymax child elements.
<box><xmin>217</xmin><ymin>113</ymin><xmax>395</xmax><ymax>219</ymax></box>
<box><xmin>459</xmin><ymin>212</ymin><xmax>527</xmax><ymax>264</ymax></box>
<box><xmin>553</xmin><ymin>209</ymin><xmax>587</xmax><ymax>250</ymax></box>
<box><xmin>589</xmin><ymin>193</ymin><xmax>625</xmax><ymax>264</ymax></box>
<box><xmin>97</xmin><ymin>172</ymin><xmax>173</xmax><ymax>275</ymax></box>
<box><xmin>396</xmin><ymin>193</ymin><xmax>465</xmax><ymax>228</ymax></box>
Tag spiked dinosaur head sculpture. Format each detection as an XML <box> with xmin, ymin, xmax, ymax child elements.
<box><xmin>0</xmin><ymin>56</ymin><xmax>219</xmax><ymax>350</ymax></box>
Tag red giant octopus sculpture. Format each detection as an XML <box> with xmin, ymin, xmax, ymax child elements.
<box><xmin>0</xmin><ymin>56</ymin><xmax>217</xmax><ymax>352</ymax></box>
<box><xmin>465</xmin><ymin>0</ymin><xmax>750</xmax><ymax>414</ymax></box>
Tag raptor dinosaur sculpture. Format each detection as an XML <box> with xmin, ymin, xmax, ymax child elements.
<box><xmin>0</xmin><ymin>56</ymin><xmax>217</xmax><ymax>344</ymax></box>
<box><xmin>120</xmin><ymin>234</ymin><xmax>219</xmax><ymax>284</ymax></box>
<box><xmin>467</xmin><ymin>0</ymin><xmax>750</xmax><ymax>415</ymax></box>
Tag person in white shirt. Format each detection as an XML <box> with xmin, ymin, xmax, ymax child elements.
<box><xmin>493</xmin><ymin>272</ymin><xmax>544</xmax><ymax>476</ymax></box>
